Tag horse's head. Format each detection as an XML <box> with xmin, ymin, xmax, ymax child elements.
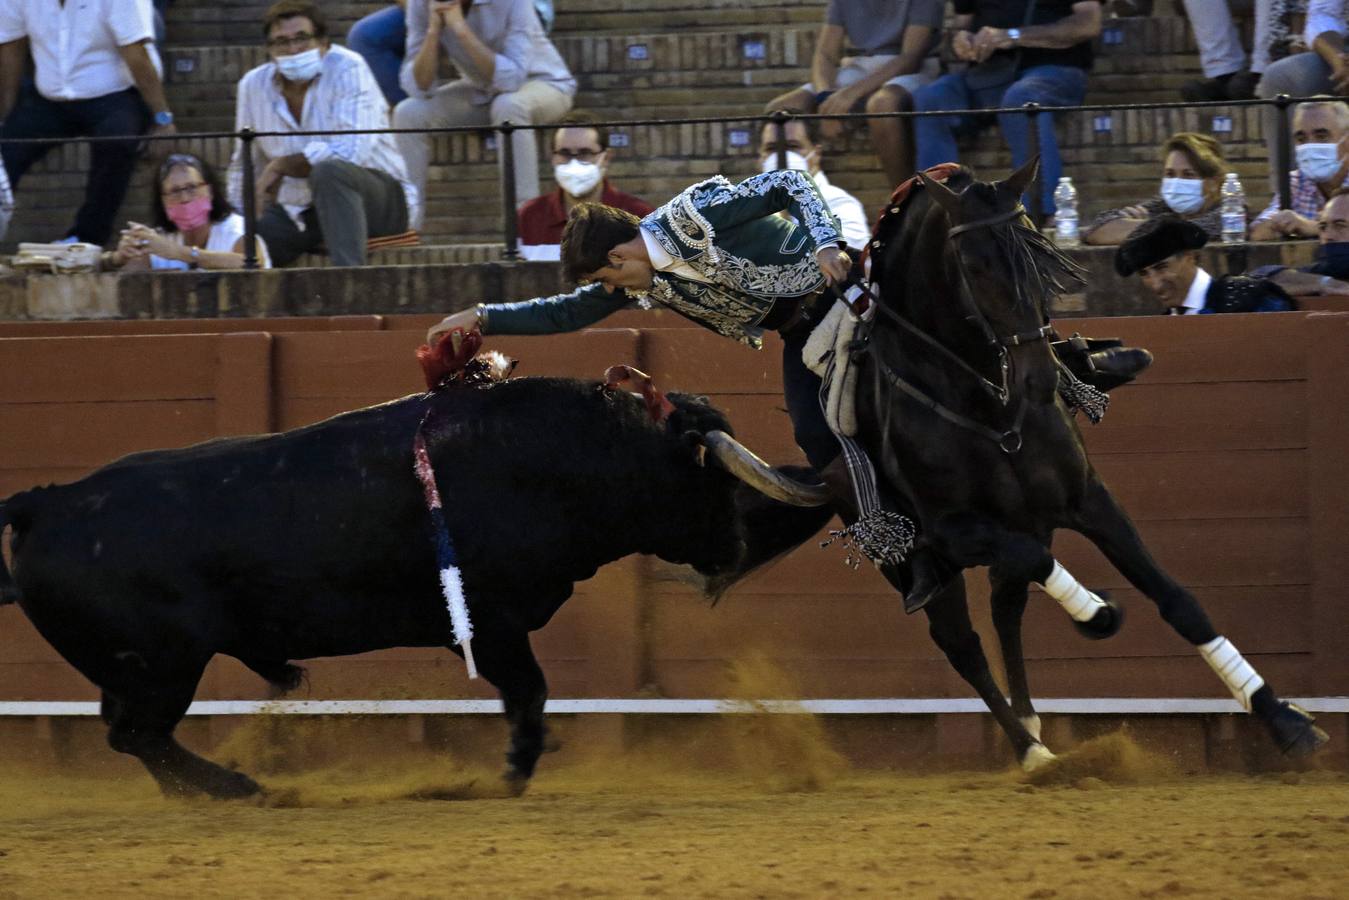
<box><xmin>910</xmin><ymin>158</ymin><xmax>1084</xmax><ymax>351</ymax></box>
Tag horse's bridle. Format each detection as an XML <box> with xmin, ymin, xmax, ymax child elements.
<box><xmin>865</xmin><ymin>201</ymin><xmax>1052</xmax><ymax>453</ymax></box>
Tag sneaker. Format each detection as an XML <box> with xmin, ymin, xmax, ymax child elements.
<box><xmin>1225</xmin><ymin>70</ymin><xmax>1260</xmax><ymax>100</ymax></box>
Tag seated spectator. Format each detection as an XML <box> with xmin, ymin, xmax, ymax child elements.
<box><xmin>0</xmin><ymin>0</ymin><xmax>176</xmax><ymax>246</ymax></box>
<box><xmin>1249</xmin><ymin>99</ymin><xmax>1349</xmax><ymax>241</ymax></box>
<box><xmin>394</xmin><ymin>0</ymin><xmax>575</xmax><ymax>223</ymax></box>
<box><xmin>0</xmin><ymin>160</ymin><xmax>11</xmax><ymax>241</ymax></box>
<box><xmin>227</xmin><ymin>1</ymin><xmax>418</xmax><ymax>268</ymax></box>
<box><xmin>517</xmin><ymin>111</ymin><xmax>654</xmax><ymax>261</ymax></box>
<box><xmin>764</xmin><ymin>0</ymin><xmax>945</xmax><ymax>188</ymax></box>
<box><xmin>1259</xmin><ymin>189</ymin><xmax>1349</xmax><ymax>295</ymax></box>
<box><xmin>913</xmin><ymin>0</ymin><xmax>1102</xmax><ymax>225</ymax></box>
<box><xmin>758</xmin><ymin>117</ymin><xmax>871</xmax><ymax>251</ymax></box>
<box><xmin>103</xmin><ymin>153</ymin><xmax>271</xmax><ymax>271</ymax></box>
<box><xmin>1256</xmin><ymin>2</ymin><xmax>1346</xmax><ymax>182</ymax></box>
<box><xmin>1115</xmin><ymin>216</ymin><xmax>1296</xmax><ymax>314</ymax></box>
<box><xmin>1083</xmin><ymin>132</ymin><xmax>1231</xmax><ymax>245</ymax></box>
<box><xmin>1179</xmin><ymin>1</ymin><xmax>1306</xmax><ymax>102</ymax></box>
<box><xmin>348</xmin><ymin>1</ymin><xmax>408</xmax><ymax>107</ymax></box>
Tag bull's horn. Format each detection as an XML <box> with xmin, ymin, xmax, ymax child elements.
<box><xmin>703</xmin><ymin>431</ymin><xmax>831</xmax><ymax>507</ymax></box>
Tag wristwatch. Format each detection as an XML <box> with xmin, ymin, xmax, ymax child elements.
<box><xmin>1007</xmin><ymin>27</ymin><xmax>1022</xmax><ymax>45</ymax></box>
<box><xmin>189</xmin><ymin>245</ymin><xmax>200</xmax><ymax>268</ymax></box>
<box><xmin>153</xmin><ymin>110</ymin><xmax>174</xmax><ymax>127</ymax></box>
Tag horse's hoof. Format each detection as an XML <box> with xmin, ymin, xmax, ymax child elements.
<box><xmin>1265</xmin><ymin>702</ymin><xmax>1330</xmax><ymax>757</ymax></box>
<box><xmin>1073</xmin><ymin>591</ymin><xmax>1123</xmax><ymax>640</ymax></box>
<box><xmin>1020</xmin><ymin>742</ymin><xmax>1056</xmax><ymax>773</ymax></box>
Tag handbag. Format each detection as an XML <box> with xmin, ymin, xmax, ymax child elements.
<box><xmin>963</xmin><ymin>0</ymin><xmax>1037</xmax><ymax>92</ymax></box>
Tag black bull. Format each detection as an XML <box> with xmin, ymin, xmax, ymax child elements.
<box><xmin>0</xmin><ymin>377</ymin><xmax>831</xmax><ymax>798</ymax></box>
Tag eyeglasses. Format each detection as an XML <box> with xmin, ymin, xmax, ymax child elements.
<box><xmin>266</xmin><ymin>32</ymin><xmax>316</xmax><ymax>51</ymax></box>
<box><xmin>162</xmin><ymin>182</ymin><xmax>207</xmax><ymax>201</ymax></box>
<box><xmin>552</xmin><ymin>148</ymin><xmax>604</xmax><ymax>163</ymax></box>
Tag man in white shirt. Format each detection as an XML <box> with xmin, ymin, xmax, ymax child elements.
<box><xmin>758</xmin><ymin>118</ymin><xmax>870</xmax><ymax>251</ymax></box>
<box><xmin>393</xmin><ymin>0</ymin><xmax>576</xmax><ymax>226</ymax></box>
<box><xmin>227</xmin><ymin>0</ymin><xmax>418</xmax><ymax>267</ymax></box>
<box><xmin>0</xmin><ymin>0</ymin><xmax>176</xmax><ymax>245</ymax></box>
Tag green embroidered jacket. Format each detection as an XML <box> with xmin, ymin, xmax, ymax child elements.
<box><xmin>481</xmin><ymin>170</ymin><xmax>844</xmax><ymax>348</ymax></box>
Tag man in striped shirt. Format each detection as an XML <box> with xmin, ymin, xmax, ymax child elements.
<box><xmin>226</xmin><ymin>0</ymin><xmax>419</xmax><ymax>267</ymax></box>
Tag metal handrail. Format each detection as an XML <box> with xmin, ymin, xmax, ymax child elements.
<box><xmin>3</xmin><ymin>92</ymin><xmax>1320</xmax><ymax>269</ymax></box>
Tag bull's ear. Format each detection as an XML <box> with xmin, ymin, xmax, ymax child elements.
<box><xmin>917</xmin><ymin>172</ymin><xmax>962</xmax><ymax>223</ymax></box>
<box><xmin>999</xmin><ymin>155</ymin><xmax>1040</xmax><ymax>199</ymax></box>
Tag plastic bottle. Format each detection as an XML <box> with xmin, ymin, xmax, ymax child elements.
<box><xmin>1221</xmin><ymin>172</ymin><xmax>1246</xmax><ymax>244</ymax></box>
<box><xmin>1053</xmin><ymin>177</ymin><xmax>1079</xmax><ymax>247</ymax></box>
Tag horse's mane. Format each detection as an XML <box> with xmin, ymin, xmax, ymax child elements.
<box><xmin>873</xmin><ymin>167</ymin><xmax>1085</xmax><ymax>315</ymax></box>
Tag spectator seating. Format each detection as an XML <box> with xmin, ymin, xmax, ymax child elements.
<box><xmin>0</xmin><ymin>2</ymin><xmax>1280</xmax><ymax>263</ymax></box>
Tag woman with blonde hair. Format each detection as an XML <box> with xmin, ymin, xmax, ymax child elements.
<box><xmin>1083</xmin><ymin>132</ymin><xmax>1236</xmax><ymax>245</ymax></box>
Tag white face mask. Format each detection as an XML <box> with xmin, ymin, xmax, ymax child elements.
<box><xmin>760</xmin><ymin>150</ymin><xmax>814</xmax><ymax>174</ymax></box>
<box><xmin>554</xmin><ymin>159</ymin><xmax>603</xmax><ymax>197</ymax></box>
<box><xmin>1161</xmin><ymin>177</ymin><xmax>1206</xmax><ymax>214</ymax></box>
<box><xmin>1296</xmin><ymin>142</ymin><xmax>1343</xmax><ymax>183</ymax></box>
<box><xmin>276</xmin><ymin>47</ymin><xmax>323</xmax><ymax>83</ymax></box>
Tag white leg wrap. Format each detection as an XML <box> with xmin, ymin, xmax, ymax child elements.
<box><xmin>1039</xmin><ymin>561</ymin><xmax>1107</xmax><ymax>623</ymax></box>
<box><xmin>1019</xmin><ymin>714</ymin><xmax>1042</xmax><ymax>742</ymax></box>
<box><xmin>1198</xmin><ymin>636</ymin><xmax>1264</xmax><ymax>712</ymax></box>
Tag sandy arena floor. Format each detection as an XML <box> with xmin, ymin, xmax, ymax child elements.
<box><xmin>0</xmin><ymin>714</ymin><xmax>1345</xmax><ymax>900</ymax></box>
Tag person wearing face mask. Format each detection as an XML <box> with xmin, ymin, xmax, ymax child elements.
<box><xmin>515</xmin><ymin>112</ymin><xmax>654</xmax><ymax>261</ymax></box>
<box><xmin>103</xmin><ymin>154</ymin><xmax>271</xmax><ymax>271</ymax></box>
<box><xmin>1116</xmin><ymin>216</ymin><xmax>1295</xmax><ymax>315</ymax></box>
<box><xmin>1255</xmin><ymin>189</ymin><xmax>1349</xmax><ymax>296</ymax></box>
<box><xmin>1250</xmin><ymin>99</ymin><xmax>1349</xmax><ymax>241</ymax></box>
<box><xmin>1083</xmin><ymin>132</ymin><xmax>1232</xmax><ymax>245</ymax></box>
<box><xmin>225</xmin><ymin>0</ymin><xmax>418</xmax><ymax>267</ymax></box>
<box><xmin>758</xmin><ymin>118</ymin><xmax>870</xmax><ymax>252</ymax></box>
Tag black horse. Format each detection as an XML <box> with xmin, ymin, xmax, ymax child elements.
<box><xmin>837</xmin><ymin>159</ymin><xmax>1328</xmax><ymax>769</ymax></box>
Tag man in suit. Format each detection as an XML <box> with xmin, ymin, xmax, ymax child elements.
<box><xmin>1115</xmin><ymin>215</ymin><xmax>1296</xmax><ymax>314</ymax></box>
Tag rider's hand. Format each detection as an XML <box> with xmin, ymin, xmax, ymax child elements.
<box><xmin>815</xmin><ymin>246</ymin><xmax>851</xmax><ymax>287</ymax></box>
<box><xmin>426</xmin><ymin>306</ymin><xmax>481</xmax><ymax>345</ymax></box>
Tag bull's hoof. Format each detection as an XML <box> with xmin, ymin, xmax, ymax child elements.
<box><xmin>1264</xmin><ymin>702</ymin><xmax>1330</xmax><ymax>758</ymax></box>
<box><xmin>501</xmin><ymin>770</ymin><xmax>531</xmax><ymax>798</ymax></box>
<box><xmin>206</xmin><ymin>770</ymin><xmax>263</xmax><ymax>800</ymax></box>
<box><xmin>1020</xmin><ymin>742</ymin><xmax>1056</xmax><ymax>773</ymax></box>
<box><xmin>1073</xmin><ymin>591</ymin><xmax>1123</xmax><ymax>640</ymax></box>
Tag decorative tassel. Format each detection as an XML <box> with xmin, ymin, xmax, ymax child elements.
<box><xmin>1057</xmin><ymin>362</ymin><xmax>1110</xmax><ymax>424</ymax></box>
<box><xmin>413</xmin><ymin>429</ymin><xmax>477</xmax><ymax>679</ymax></box>
<box><xmin>820</xmin><ymin>509</ymin><xmax>915</xmax><ymax>569</ymax></box>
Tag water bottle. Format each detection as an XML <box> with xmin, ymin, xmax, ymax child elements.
<box><xmin>1053</xmin><ymin>177</ymin><xmax>1079</xmax><ymax>247</ymax></box>
<box><xmin>1221</xmin><ymin>172</ymin><xmax>1246</xmax><ymax>244</ymax></box>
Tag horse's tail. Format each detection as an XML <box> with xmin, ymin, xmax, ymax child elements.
<box><xmin>0</xmin><ymin>495</ymin><xmax>30</xmax><ymax>606</ymax></box>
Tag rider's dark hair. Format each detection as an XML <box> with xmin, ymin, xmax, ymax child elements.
<box><xmin>561</xmin><ymin>203</ymin><xmax>641</xmax><ymax>284</ymax></box>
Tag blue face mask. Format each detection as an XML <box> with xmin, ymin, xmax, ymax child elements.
<box><xmin>1309</xmin><ymin>241</ymin><xmax>1349</xmax><ymax>279</ymax></box>
<box><xmin>276</xmin><ymin>47</ymin><xmax>323</xmax><ymax>83</ymax></box>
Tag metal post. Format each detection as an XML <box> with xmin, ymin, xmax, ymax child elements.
<box><xmin>498</xmin><ymin>121</ymin><xmax>519</xmax><ymax>261</ymax></box>
<box><xmin>240</xmin><ymin>127</ymin><xmax>258</xmax><ymax>271</ymax></box>
<box><xmin>1275</xmin><ymin>93</ymin><xmax>1293</xmax><ymax>211</ymax></box>
<box><xmin>1024</xmin><ymin>102</ymin><xmax>1043</xmax><ymax>224</ymax></box>
<box><xmin>770</xmin><ymin>107</ymin><xmax>790</xmax><ymax>170</ymax></box>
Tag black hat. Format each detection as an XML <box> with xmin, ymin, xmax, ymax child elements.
<box><xmin>1114</xmin><ymin>215</ymin><xmax>1208</xmax><ymax>277</ymax></box>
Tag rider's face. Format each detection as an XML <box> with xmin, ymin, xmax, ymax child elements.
<box><xmin>584</xmin><ymin>240</ymin><xmax>655</xmax><ymax>292</ymax></box>
<box><xmin>1138</xmin><ymin>251</ymin><xmax>1201</xmax><ymax>309</ymax></box>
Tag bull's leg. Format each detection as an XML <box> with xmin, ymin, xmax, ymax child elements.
<box><xmin>1072</xmin><ymin>478</ymin><xmax>1327</xmax><ymax>757</ymax></box>
<box><xmin>922</xmin><ymin>577</ymin><xmax>1051</xmax><ymax>770</ymax></box>
<box><xmin>103</xmin><ymin>667</ymin><xmax>261</xmax><ymax>799</ymax></box>
<box><xmin>468</xmin><ymin>628</ymin><xmax>548</xmax><ymax>794</ymax></box>
<box><xmin>987</xmin><ymin>573</ymin><xmax>1040</xmax><ymax>741</ymax></box>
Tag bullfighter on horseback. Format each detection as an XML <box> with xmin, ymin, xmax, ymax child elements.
<box><xmin>427</xmin><ymin>164</ymin><xmax>1325</xmax><ymax>768</ymax></box>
